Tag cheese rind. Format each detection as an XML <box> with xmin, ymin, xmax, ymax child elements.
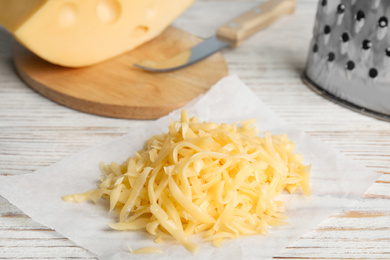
<box><xmin>0</xmin><ymin>0</ymin><xmax>194</xmax><ymax>67</ymax></box>
<box><xmin>0</xmin><ymin>0</ymin><xmax>47</xmax><ymax>31</ymax></box>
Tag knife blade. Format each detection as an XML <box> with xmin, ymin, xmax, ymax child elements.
<box><xmin>134</xmin><ymin>0</ymin><xmax>296</xmax><ymax>72</ymax></box>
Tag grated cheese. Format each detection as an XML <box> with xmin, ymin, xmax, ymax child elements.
<box><xmin>63</xmin><ymin>109</ymin><xmax>311</xmax><ymax>254</ymax></box>
<box><xmin>128</xmin><ymin>246</ymin><xmax>163</xmax><ymax>254</ymax></box>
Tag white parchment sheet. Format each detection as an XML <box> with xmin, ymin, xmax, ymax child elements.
<box><xmin>0</xmin><ymin>75</ymin><xmax>381</xmax><ymax>259</ymax></box>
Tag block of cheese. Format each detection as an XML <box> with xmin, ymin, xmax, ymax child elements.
<box><xmin>0</xmin><ymin>0</ymin><xmax>194</xmax><ymax>67</ymax></box>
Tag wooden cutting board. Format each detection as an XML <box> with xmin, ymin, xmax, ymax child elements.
<box><xmin>12</xmin><ymin>27</ymin><xmax>228</xmax><ymax>119</ymax></box>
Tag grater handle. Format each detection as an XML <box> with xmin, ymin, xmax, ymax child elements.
<box><xmin>216</xmin><ymin>0</ymin><xmax>296</xmax><ymax>46</ymax></box>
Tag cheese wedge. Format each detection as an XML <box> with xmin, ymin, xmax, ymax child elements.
<box><xmin>0</xmin><ymin>0</ymin><xmax>194</xmax><ymax>67</ymax></box>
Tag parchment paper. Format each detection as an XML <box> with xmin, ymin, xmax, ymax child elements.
<box><xmin>0</xmin><ymin>75</ymin><xmax>380</xmax><ymax>259</ymax></box>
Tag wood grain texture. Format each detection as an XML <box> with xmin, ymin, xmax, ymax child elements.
<box><xmin>12</xmin><ymin>26</ymin><xmax>228</xmax><ymax>120</ymax></box>
<box><xmin>1</xmin><ymin>0</ymin><xmax>389</xmax><ymax>259</ymax></box>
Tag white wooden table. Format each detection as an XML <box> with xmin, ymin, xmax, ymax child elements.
<box><xmin>1</xmin><ymin>0</ymin><xmax>389</xmax><ymax>259</ymax></box>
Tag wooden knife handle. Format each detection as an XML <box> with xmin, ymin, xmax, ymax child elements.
<box><xmin>216</xmin><ymin>0</ymin><xmax>296</xmax><ymax>46</ymax></box>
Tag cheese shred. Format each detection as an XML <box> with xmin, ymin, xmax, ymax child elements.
<box><xmin>63</xmin><ymin>109</ymin><xmax>311</xmax><ymax>254</ymax></box>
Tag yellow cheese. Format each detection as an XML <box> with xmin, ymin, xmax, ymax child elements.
<box><xmin>63</xmin><ymin>109</ymin><xmax>311</xmax><ymax>254</ymax></box>
<box><xmin>0</xmin><ymin>0</ymin><xmax>194</xmax><ymax>67</ymax></box>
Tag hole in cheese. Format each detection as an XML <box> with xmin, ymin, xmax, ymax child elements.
<box><xmin>131</xmin><ymin>25</ymin><xmax>149</xmax><ymax>37</ymax></box>
<box><xmin>146</xmin><ymin>7</ymin><xmax>158</xmax><ymax>20</ymax></box>
<box><xmin>58</xmin><ymin>3</ymin><xmax>78</xmax><ymax>27</ymax></box>
<box><xmin>96</xmin><ymin>0</ymin><xmax>121</xmax><ymax>24</ymax></box>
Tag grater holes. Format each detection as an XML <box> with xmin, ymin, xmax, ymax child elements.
<box><xmin>312</xmin><ymin>43</ymin><xmax>319</xmax><ymax>53</ymax></box>
<box><xmin>324</xmin><ymin>25</ymin><xmax>331</xmax><ymax>34</ymax></box>
<box><xmin>321</xmin><ymin>0</ymin><xmax>327</xmax><ymax>6</ymax></box>
<box><xmin>355</xmin><ymin>10</ymin><xmax>365</xmax><ymax>21</ymax></box>
<box><xmin>386</xmin><ymin>47</ymin><xmax>390</xmax><ymax>57</ymax></box>
<box><xmin>369</xmin><ymin>68</ymin><xmax>378</xmax><ymax>78</ymax></box>
<box><xmin>377</xmin><ymin>16</ymin><xmax>387</xmax><ymax>40</ymax></box>
<box><xmin>327</xmin><ymin>52</ymin><xmax>335</xmax><ymax>62</ymax></box>
<box><xmin>337</xmin><ymin>4</ymin><xmax>345</xmax><ymax>14</ymax></box>
<box><xmin>378</xmin><ymin>16</ymin><xmax>388</xmax><ymax>28</ymax></box>
<box><xmin>346</xmin><ymin>61</ymin><xmax>355</xmax><ymax>71</ymax></box>
<box><xmin>362</xmin><ymin>39</ymin><xmax>372</xmax><ymax>50</ymax></box>
<box><xmin>341</xmin><ymin>32</ymin><xmax>350</xmax><ymax>42</ymax></box>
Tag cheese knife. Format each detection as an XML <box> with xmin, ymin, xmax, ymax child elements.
<box><xmin>134</xmin><ymin>0</ymin><xmax>296</xmax><ymax>72</ymax></box>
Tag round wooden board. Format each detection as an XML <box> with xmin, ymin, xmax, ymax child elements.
<box><xmin>12</xmin><ymin>27</ymin><xmax>228</xmax><ymax>119</ymax></box>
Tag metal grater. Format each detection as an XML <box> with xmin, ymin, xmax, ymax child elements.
<box><xmin>302</xmin><ymin>0</ymin><xmax>390</xmax><ymax>121</ymax></box>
